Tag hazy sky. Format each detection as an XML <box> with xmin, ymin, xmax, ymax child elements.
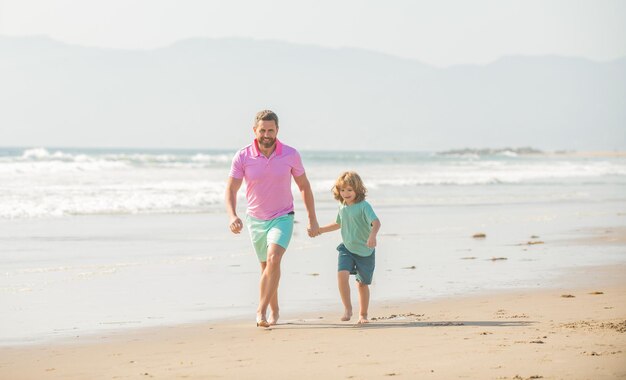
<box><xmin>1</xmin><ymin>0</ymin><xmax>625</xmax><ymax>66</ymax></box>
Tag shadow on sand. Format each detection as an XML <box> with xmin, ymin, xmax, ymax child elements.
<box><xmin>269</xmin><ymin>320</ymin><xmax>534</xmax><ymax>330</ymax></box>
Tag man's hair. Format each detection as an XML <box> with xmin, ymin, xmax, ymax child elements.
<box><xmin>332</xmin><ymin>171</ymin><xmax>367</xmax><ymax>204</ymax></box>
<box><xmin>254</xmin><ymin>110</ymin><xmax>279</xmax><ymax>127</ymax></box>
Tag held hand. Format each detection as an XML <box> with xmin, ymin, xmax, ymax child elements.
<box><xmin>366</xmin><ymin>235</ymin><xmax>377</xmax><ymax>248</ymax></box>
<box><xmin>307</xmin><ymin>220</ymin><xmax>320</xmax><ymax>237</ymax></box>
<box><xmin>229</xmin><ymin>216</ymin><xmax>243</xmax><ymax>234</ymax></box>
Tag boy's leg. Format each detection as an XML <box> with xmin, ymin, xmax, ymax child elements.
<box><xmin>357</xmin><ymin>281</ymin><xmax>370</xmax><ymax>324</ymax></box>
<box><xmin>353</xmin><ymin>251</ymin><xmax>374</xmax><ymax>324</ymax></box>
<box><xmin>338</xmin><ymin>270</ymin><xmax>352</xmax><ymax>321</ymax></box>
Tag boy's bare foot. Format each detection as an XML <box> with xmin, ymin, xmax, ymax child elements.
<box><xmin>357</xmin><ymin>315</ymin><xmax>369</xmax><ymax>324</ymax></box>
<box><xmin>268</xmin><ymin>311</ymin><xmax>279</xmax><ymax>326</ymax></box>
<box><xmin>341</xmin><ymin>309</ymin><xmax>353</xmax><ymax>321</ymax></box>
<box><xmin>256</xmin><ymin>313</ymin><xmax>270</xmax><ymax>328</ymax></box>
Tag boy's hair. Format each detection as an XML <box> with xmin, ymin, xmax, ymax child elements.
<box><xmin>254</xmin><ymin>110</ymin><xmax>279</xmax><ymax>127</ymax></box>
<box><xmin>332</xmin><ymin>171</ymin><xmax>367</xmax><ymax>204</ymax></box>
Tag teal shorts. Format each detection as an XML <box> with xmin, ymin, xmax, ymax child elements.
<box><xmin>246</xmin><ymin>213</ymin><xmax>294</xmax><ymax>262</ymax></box>
<box><xmin>337</xmin><ymin>243</ymin><xmax>375</xmax><ymax>285</ymax></box>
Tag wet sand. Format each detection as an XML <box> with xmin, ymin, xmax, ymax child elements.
<box><xmin>4</xmin><ymin>205</ymin><xmax>623</xmax><ymax>345</ymax></box>
<box><xmin>1</xmin><ymin>203</ymin><xmax>625</xmax><ymax>379</ymax></box>
<box><xmin>1</xmin><ymin>264</ymin><xmax>624</xmax><ymax>380</ymax></box>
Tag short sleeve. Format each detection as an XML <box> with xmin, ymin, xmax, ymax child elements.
<box><xmin>363</xmin><ymin>202</ymin><xmax>378</xmax><ymax>225</ymax></box>
<box><xmin>335</xmin><ymin>211</ymin><xmax>341</xmax><ymax>225</ymax></box>
<box><xmin>229</xmin><ymin>151</ymin><xmax>244</xmax><ymax>179</ymax></box>
<box><xmin>290</xmin><ymin>150</ymin><xmax>305</xmax><ymax>177</ymax></box>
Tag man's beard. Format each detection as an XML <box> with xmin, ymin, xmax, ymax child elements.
<box><xmin>259</xmin><ymin>137</ymin><xmax>276</xmax><ymax>149</ymax></box>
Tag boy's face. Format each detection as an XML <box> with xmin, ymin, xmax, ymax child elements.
<box><xmin>339</xmin><ymin>186</ymin><xmax>356</xmax><ymax>205</ymax></box>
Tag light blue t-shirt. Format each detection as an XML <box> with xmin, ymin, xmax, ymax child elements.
<box><xmin>335</xmin><ymin>200</ymin><xmax>378</xmax><ymax>256</ymax></box>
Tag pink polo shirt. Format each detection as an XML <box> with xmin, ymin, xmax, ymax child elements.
<box><xmin>229</xmin><ymin>139</ymin><xmax>306</xmax><ymax>220</ymax></box>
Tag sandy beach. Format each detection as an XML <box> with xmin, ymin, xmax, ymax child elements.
<box><xmin>1</xmin><ymin>263</ymin><xmax>625</xmax><ymax>380</ymax></box>
<box><xmin>2</xmin><ymin>224</ymin><xmax>625</xmax><ymax>379</ymax></box>
<box><xmin>1</xmin><ymin>208</ymin><xmax>625</xmax><ymax>380</ymax></box>
<box><xmin>2</xmin><ymin>0</ymin><xmax>625</xmax><ymax>376</ymax></box>
<box><xmin>1</xmin><ymin>148</ymin><xmax>625</xmax><ymax>379</ymax></box>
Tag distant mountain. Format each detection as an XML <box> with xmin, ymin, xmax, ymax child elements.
<box><xmin>1</xmin><ymin>36</ymin><xmax>624</xmax><ymax>151</ymax></box>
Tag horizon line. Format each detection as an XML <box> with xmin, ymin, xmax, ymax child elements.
<box><xmin>3</xmin><ymin>145</ymin><xmax>625</xmax><ymax>154</ymax></box>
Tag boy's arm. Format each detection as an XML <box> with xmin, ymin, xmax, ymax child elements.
<box><xmin>366</xmin><ymin>219</ymin><xmax>381</xmax><ymax>248</ymax></box>
<box><xmin>318</xmin><ymin>223</ymin><xmax>340</xmax><ymax>234</ymax></box>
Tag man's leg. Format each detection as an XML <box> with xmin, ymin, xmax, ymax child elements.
<box><xmin>338</xmin><ymin>270</ymin><xmax>352</xmax><ymax>321</ymax></box>
<box><xmin>260</xmin><ymin>262</ymin><xmax>280</xmax><ymax>325</ymax></box>
<box><xmin>257</xmin><ymin>243</ymin><xmax>286</xmax><ymax>327</ymax></box>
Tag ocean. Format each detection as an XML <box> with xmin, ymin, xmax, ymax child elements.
<box><xmin>2</xmin><ymin>147</ymin><xmax>626</xmax><ymax>219</ymax></box>
<box><xmin>1</xmin><ymin>147</ymin><xmax>625</xmax><ymax>344</ymax></box>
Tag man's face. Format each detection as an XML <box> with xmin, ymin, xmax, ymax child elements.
<box><xmin>254</xmin><ymin>120</ymin><xmax>278</xmax><ymax>149</ymax></box>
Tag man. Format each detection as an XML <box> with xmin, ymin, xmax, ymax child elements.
<box><xmin>225</xmin><ymin>109</ymin><xmax>320</xmax><ymax>327</ymax></box>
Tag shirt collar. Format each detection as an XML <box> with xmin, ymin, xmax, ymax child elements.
<box><xmin>252</xmin><ymin>139</ymin><xmax>283</xmax><ymax>157</ymax></box>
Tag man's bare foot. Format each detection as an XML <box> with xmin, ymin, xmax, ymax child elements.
<box><xmin>268</xmin><ymin>311</ymin><xmax>279</xmax><ymax>326</ymax></box>
<box><xmin>256</xmin><ymin>313</ymin><xmax>270</xmax><ymax>328</ymax></box>
<box><xmin>341</xmin><ymin>309</ymin><xmax>353</xmax><ymax>321</ymax></box>
<box><xmin>357</xmin><ymin>315</ymin><xmax>369</xmax><ymax>324</ymax></box>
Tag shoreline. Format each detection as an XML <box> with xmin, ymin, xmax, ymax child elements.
<box><xmin>1</xmin><ymin>201</ymin><xmax>624</xmax><ymax>378</ymax></box>
<box><xmin>6</xmin><ymin>261</ymin><xmax>626</xmax><ymax>346</ymax></box>
<box><xmin>0</xmin><ymin>264</ymin><xmax>624</xmax><ymax>379</ymax></box>
<box><xmin>2</xmin><ymin>211</ymin><xmax>625</xmax><ymax>347</ymax></box>
<box><xmin>3</xmin><ymin>262</ymin><xmax>621</xmax><ymax>346</ymax></box>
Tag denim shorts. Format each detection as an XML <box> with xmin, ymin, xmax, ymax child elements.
<box><xmin>246</xmin><ymin>213</ymin><xmax>294</xmax><ymax>262</ymax></box>
<box><xmin>337</xmin><ymin>243</ymin><xmax>375</xmax><ymax>285</ymax></box>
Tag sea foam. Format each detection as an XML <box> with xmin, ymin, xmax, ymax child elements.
<box><xmin>2</xmin><ymin>147</ymin><xmax>625</xmax><ymax>219</ymax></box>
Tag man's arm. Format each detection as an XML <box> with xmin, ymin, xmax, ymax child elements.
<box><xmin>293</xmin><ymin>173</ymin><xmax>319</xmax><ymax>237</ymax></box>
<box><xmin>225</xmin><ymin>176</ymin><xmax>244</xmax><ymax>234</ymax></box>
